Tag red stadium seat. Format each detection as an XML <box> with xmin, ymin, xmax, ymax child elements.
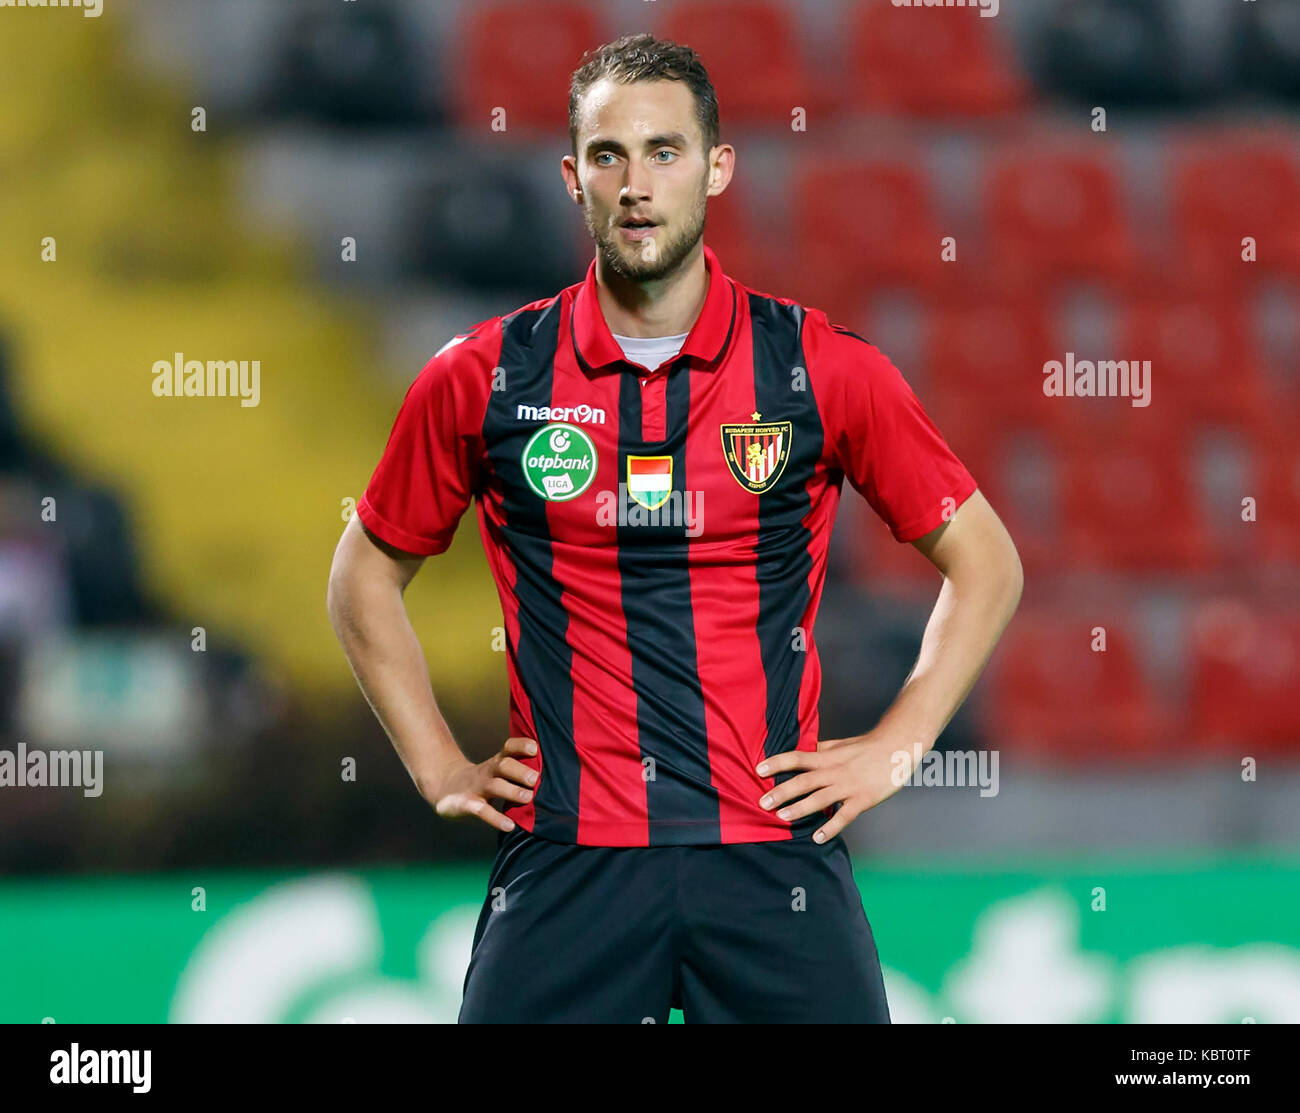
<box><xmin>1044</xmin><ymin>349</ymin><xmax>1183</xmax><ymax>458</ymax></box>
<box><xmin>1172</xmin><ymin>137</ymin><xmax>1300</xmax><ymax>288</ymax></box>
<box><xmin>791</xmin><ymin>159</ymin><xmax>944</xmax><ymax>319</ymax></box>
<box><xmin>924</xmin><ymin>389</ymin><xmax>1006</xmax><ymax>488</ymax></box>
<box><xmin>988</xmin><ymin>430</ymin><xmax>1064</xmax><ymax>581</ymax></box>
<box><xmin>987</xmin><ymin>612</ymin><xmax>1170</xmax><ymax>760</ymax></box>
<box><xmin>453</xmin><ymin>2</ymin><xmax>605</xmax><ymax>134</ymax></box>
<box><xmin>1257</xmin><ymin>438</ymin><xmax>1300</xmax><ymax>566</ymax></box>
<box><xmin>702</xmin><ymin>184</ymin><xmax>783</xmax><ymax>295</ymax></box>
<box><xmin>850</xmin><ymin>509</ymin><xmax>945</xmax><ymax>595</ymax></box>
<box><xmin>846</xmin><ymin>0</ymin><xmax>1029</xmax><ymax>116</ymax></box>
<box><xmin>985</xmin><ymin>152</ymin><xmax>1137</xmax><ymax>288</ymax></box>
<box><xmin>924</xmin><ymin>299</ymin><xmax>1066</xmax><ymax>431</ymax></box>
<box><xmin>1189</xmin><ymin>601</ymin><xmax>1300</xmax><ymax>751</ymax></box>
<box><xmin>922</xmin><ymin>399</ymin><xmax>1065</xmax><ymax>580</ymax></box>
<box><xmin>660</xmin><ymin>1</ymin><xmax>817</xmax><ymax>127</ymax></box>
<box><xmin>1060</xmin><ymin>436</ymin><xmax>1210</xmax><ymax>572</ymax></box>
<box><xmin>868</xmin><ymin>340</ymin><xmax>1067</xmax><ymax>582</ymax></box>
<box><xmin>1117</xmin><ymin>294</ymin><xmax>1270</xmax><ymax>429</ymax></box>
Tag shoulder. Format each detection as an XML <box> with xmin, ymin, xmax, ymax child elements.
<box><xmin>401</xmin><ymin>286</ymin><xmax>572</xmax><ymax>421</ymax></box>
<box><xmin>426</xmin><ymin>286</ymin><xmax>571</xmax><ymax>378</ymax></box>
<box><xmin>404</xmin><ymin>308</ymin><xmax>510</xmax><ymax>405</ymax></box>
<box><xmin>737</xmin><ymin>282</ymin><xmax>879</xmax><ymax>349</ymax></box>
<box><xmin>738</xmin><ymin>284</ymin><xmax>893</xmax><ymax>378</ymax></box>
<box><xmin>386</xmin><ymin>317</ymin><xmax>503</xmax><ymax>427</ymax></box>
<box><xmin>424</xmin><ymin>314</ymin><xmax>503</xmax><ymax>376</ymax></box>
<box><xmin>798</xmin><ymin>304</ymin><xmax>887</xmax><ymax>368</ymax></box>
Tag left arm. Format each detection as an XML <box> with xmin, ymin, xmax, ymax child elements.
<box><xmin>755</xmin><ymin>489</ymin><xmax>1023</xmax><ymax>842</ymax></box>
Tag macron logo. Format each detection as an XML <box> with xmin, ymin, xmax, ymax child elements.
<box><xmin>516</xmin><ymin>403</ymin><xmax>606</xmax><ymax>425</ymax></box>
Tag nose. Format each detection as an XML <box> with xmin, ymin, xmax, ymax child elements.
<box><xmin>621</xmin><ymin>160</ymin><xmax>652</xmax><ymax>205</ymax></box>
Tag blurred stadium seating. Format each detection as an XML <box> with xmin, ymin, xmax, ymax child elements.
<box><xmin>1</xmin><ymin>0</ymin><xmax>1297</xmax><ymax>877</ymax></box>
<box><xmin>3</xmin><ymin>0</ymin><xmax>1300</xmax><ymax>1031</ymax></box>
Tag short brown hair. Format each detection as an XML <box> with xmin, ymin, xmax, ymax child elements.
<box><xmin>569</xmin><ymin>33</ymin><xmax>720</xmax><ymax>158</ymax></box>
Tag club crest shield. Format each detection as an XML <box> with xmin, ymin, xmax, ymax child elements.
<box><xmin>720</xmin><ymin>419</ymin><xmax>792</xmax><ymax>493</ymax></box>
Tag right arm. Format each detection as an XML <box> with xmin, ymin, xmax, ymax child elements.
<box><xmin>326</xmin><ymin>514</ymin><xmax>535</xmax><ymax>832</ymax></box>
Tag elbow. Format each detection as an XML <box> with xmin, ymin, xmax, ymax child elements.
<box><xmin>1002</xmin><ymin>535</ymin><xmax>1025</xmax><ymax>618</ymax></box>
<box><xmin>326</xmin><ymin>551</ymin><xmax>355</xmax><ymax>635</ymax></box>
<box><xmin>325</xmin><ymin>569</ymin><xmax>344</xmax><ymax>634</ymax></box>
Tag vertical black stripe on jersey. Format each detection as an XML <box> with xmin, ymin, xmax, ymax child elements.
<box><xmin>483</xmin><ymin>300</ymin><xmax>578</xmax><ymax>842</ymax></box>
<box><xmin>616</xmin><ymin>358</ymin><xmax>719</xmax><ymax>845</ymax></box>
<box><xmin>748</xmin><ymin>294</ymin><xmax>826</xmax><ymax>841</ymax></box>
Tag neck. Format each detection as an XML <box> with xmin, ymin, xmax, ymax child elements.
<box><xmin>594</xmin><ymin>242</ymin><xmax>707</xmax><ymax>339</ymax></box>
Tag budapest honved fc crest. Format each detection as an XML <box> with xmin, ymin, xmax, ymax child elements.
<box><xmin>720</xmin><ymin>415</ymin><xmax>792</xmax><ymax>493</ymax></box>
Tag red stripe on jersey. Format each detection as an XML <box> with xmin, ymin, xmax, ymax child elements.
<box><xmin>796</xmin><ymin>479</ymin><xmax>839</xmax><ymax>793</ymax></box>
<box><xmin>685</xmin><ymin>329</ymin><xmax>790</xmax><ymax>842</ymax></box>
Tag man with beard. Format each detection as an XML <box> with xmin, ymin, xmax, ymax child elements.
<box><xmin>328</xmin><ymin>32</ymin><xmax>1022</xmax><ymax>1023</ymax></box>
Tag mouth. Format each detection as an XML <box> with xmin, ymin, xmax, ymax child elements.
<box><xmin>619</xmin><ymin>218</ymin><xmax>658</xmax><ymax>241</ymax></box>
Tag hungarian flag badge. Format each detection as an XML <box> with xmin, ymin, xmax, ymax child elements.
<box><xmin>627</xmin><ymin>455</ymin><xmax>673</xmax><ymax>510</ymax></box>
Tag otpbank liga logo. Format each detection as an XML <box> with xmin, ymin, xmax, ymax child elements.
<box><xmin>521</xmin><ymin>423</ymin><xmax>597</xmax><ymax>501</ymax></box>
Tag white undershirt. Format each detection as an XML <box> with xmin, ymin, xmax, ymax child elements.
<box><xmin>610</xmin><ymin>331</ymin><xmax>690</xmax><ymax>376</ymax></box>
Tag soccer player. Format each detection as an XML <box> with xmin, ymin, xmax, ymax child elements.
<box><xmin>327</xmin><ymin>32</ymin><xmax>1023</xmax><ymax>1023</ymax></box>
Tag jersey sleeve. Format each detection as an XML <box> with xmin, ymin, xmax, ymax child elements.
<box><xmin>356</xmin><ymin>338</ymin><xmax>489</xmax><ymax>556</ymax></box>
<box><xmin>816</xmin><ymin>321</ymin><xmax>977</xmax><ymax>543</ymax></box>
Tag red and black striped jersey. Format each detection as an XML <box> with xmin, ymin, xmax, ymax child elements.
<box><xmin>357</xmin><ymin>245</ymin><xmax>977</xmax><ymax>846</ymax></box>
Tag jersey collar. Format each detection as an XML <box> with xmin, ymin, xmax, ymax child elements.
<box><xmin>570</xmin><ymin>244</ymin><xmax>736</xmax><ymax>375</ymax></box>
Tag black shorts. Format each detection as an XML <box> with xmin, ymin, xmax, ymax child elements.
<box><xmin>458</xmin><ymin>825</ymin><xmax>891</xmax><ymax>1023</ymax></box>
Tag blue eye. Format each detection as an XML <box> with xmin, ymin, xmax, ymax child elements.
<box><xmin>655</xmin><ymin>150</ymin><xmax>676</xmax><ymax>162</ymax></box>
